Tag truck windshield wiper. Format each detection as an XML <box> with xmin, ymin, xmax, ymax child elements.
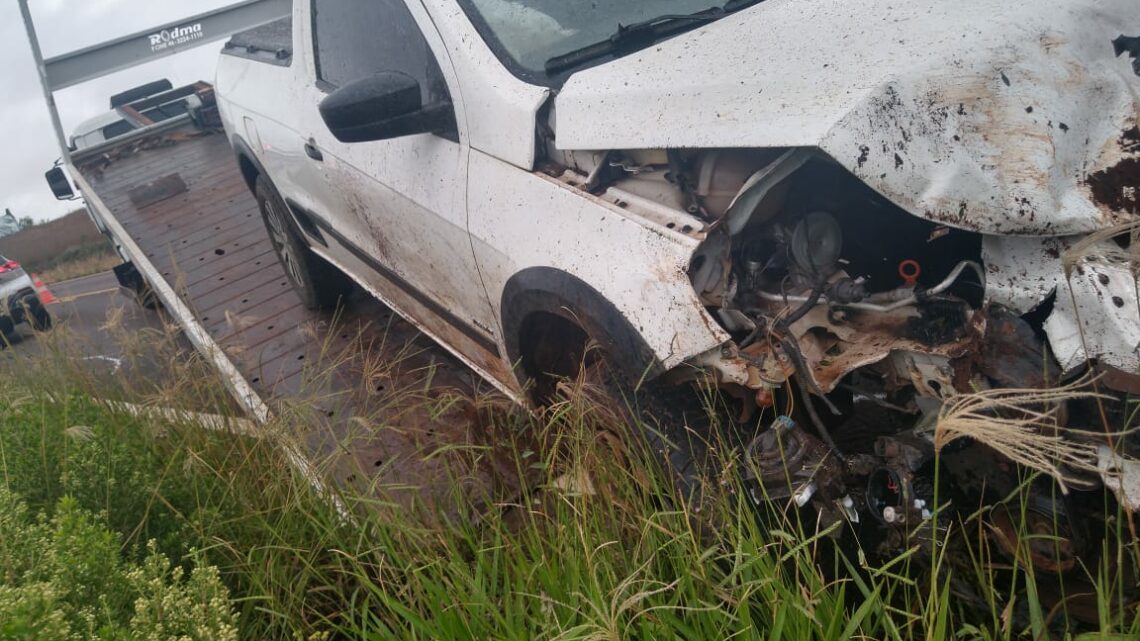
<box><xmin>545</xmin><ymin>0</ymin><xmax>765</xmax><ymax>75</ymax></box>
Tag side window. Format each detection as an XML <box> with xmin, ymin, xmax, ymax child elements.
<box><xmin>312</xmin><ymin>0</ymin><xmax>450</xmax><ymax>105</ymax></box>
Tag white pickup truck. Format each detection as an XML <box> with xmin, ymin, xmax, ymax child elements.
<box><xmin>217</xmin><ymin>0</ymin><xmax>1140</xmax><ymax>552</ymax></box>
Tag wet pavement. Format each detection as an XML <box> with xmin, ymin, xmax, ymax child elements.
<box><xmin>2</xmin><ymin>270</ymin><xmax>189</xmax><ymax>387</ymax></box>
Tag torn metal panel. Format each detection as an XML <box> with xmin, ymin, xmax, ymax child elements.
<box><xmin>981</xmin><ymin>236</ymin><xmax>1075</xmax><ymax>313</ymax></box>
<box><xmin>724</xmin><ymin>149</ymin><xmax>813</xmax><ymax>235</ymax></box>
<box><xmin>556</xmin><ymin>0</ymin><xmax>1139</xmax><ymax>235</ymax></box>
<box><xmin>788</xmin><ymin>305</ymin><xmax>979</xmax><ymax>394</ymax></box>
<box><xmin>1043</xmin><ymin>253</ymin><xmax>1140</xmax><ymax>373</ymax></box>
<box><xmin>982</xmin><ymin>234</ymin><xmax>1140</xmax><ymax>375</ymax></box>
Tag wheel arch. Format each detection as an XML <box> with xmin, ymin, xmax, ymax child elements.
<box><xmin>500</xmin><ymin>266</ymin><xmax>664</xmax><ymax>388</ymax></box>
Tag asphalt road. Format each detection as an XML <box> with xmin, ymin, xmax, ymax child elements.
<box><xmin>48</xmin><ymin>270</ymin><xmax>163</xmax><ymax>338</ymax></box>
<box><xmin>2</xmin><ymin>270</ymin><xmax>188</xmax><ymax>386</ymax></box>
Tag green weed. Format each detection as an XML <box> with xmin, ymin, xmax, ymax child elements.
<box><xmin>1</xmin><ymin>320</ymin><xmax>1138</xmax><ymax>640</ymax></box>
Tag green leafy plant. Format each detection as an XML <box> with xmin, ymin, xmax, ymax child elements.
<box><xmin>1</xmin><ymin>318</ymin><xmax>1138</xmax><ymax>640</ymax></box>
<box><xmin>0</xmin><ymin>488</ymin><xmax>237</xmax><ymax>640</ymax></box>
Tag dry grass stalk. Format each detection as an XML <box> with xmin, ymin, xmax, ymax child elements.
<box><xmin>1061</xmin><ymin>219</ymin><xmax>1140</xmax><ymax>277</ymax></box>
<box><xmin>934</xmin><ymin>378</ymin><xmax>1119</xmax><ymax>492</ymax></box>
<box><xmin>38</xmin><ymin>248</ymin><xmax>122</xmax><ymax>284</ymax></box>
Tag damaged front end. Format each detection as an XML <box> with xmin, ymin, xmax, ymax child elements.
<box><xmin>701</xmin><ymin>146</ymin><xmax>1139</xmax><ymax>562</ymax></box>
<box><xmin>561</xmin><ymin>112</ymin><xmax>1139</xmax><ymax>580</ymax></box>
<box><xmin>541</xmin><ymin>0</ymin><xmax>1140</xmax><ymax>599</ymax></box>
<box><xmin>536</xmin><ymin>0</ymin><xmax>1140</xmax><ymax>619</ymax></box>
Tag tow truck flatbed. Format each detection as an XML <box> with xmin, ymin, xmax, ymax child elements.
<box><xmin>69</xmin><ymin>99</ymin><xmax>510</xmax><ymax>509</ymax></box>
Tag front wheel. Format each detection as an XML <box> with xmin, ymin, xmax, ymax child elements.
<box><xmin>580</xmin><ymin>347</ymin><xmax>710</xmax><ymax>501</ymax></box>
<box><xmin>255</xmin><ymin>177</ymin><xmax>351</xmax><ymax>311</ymax></box>
<box><xmin>520</xmin><ymin>312</ymin><xmax>710</xmax><ymax>502</ymax></box>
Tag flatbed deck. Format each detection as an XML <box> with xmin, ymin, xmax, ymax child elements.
<box><xmin>75</xmin><ymin>123</ymin><xmax>516</xmax><ymax>510</ymax></box>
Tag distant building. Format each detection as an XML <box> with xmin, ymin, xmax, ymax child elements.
<box><xmin>0</xmin><ymin>210</ymin><xmax>20</xmax><ymax>238</ymax></box>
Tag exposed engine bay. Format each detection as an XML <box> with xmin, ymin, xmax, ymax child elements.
<box><xmin>549</xmin><ymin>140</ymin><xmax>1140</xmax><ymax>586</ymax></box>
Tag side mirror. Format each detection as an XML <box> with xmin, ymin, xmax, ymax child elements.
<box><xmin>45</xmin><ymin>166</ymin><xmax>75</xmax><ymax>200</ymax></box>
<box><xmin>319</xmin><ymin>71</ymin><xmax>454</xmax><ymax>143</ymax></box>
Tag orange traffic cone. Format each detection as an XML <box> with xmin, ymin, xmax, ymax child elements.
<box><xmin>31</xmin><ymin>274</ymin><xmax>58</xmax><ymax>305</ymax></box>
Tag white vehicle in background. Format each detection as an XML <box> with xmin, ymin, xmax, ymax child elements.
<box><xmin>66</xmin><ymin>79</ymin><xmax>214</xmax><ymax>151</ymax></box>
<box><xmin>216</xmin><ymin>0</ymin><xmax>1140</xmax><ymax>558</ymax></box>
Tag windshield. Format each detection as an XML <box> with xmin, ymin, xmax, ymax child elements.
<box><xmin>458</xmin><ymin>0</ymin><xmax>725</xmax><ymax>83</ymax></box>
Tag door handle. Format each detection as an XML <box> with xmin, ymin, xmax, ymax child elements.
<box><xmin>303</xmin><ymin>140</ymin><xmax>323</xmax><ymax>161</ymax></box>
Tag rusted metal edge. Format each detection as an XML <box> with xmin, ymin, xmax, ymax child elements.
<box><xmin>70</xmin><ymin>163</ymin><xmax>348</xmax><ymax>516</ymax></box>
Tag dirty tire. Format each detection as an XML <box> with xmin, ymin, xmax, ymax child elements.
<box><xmin>25</xmin><ymin>297</ymin><xmax>51</xmax><ymax>332</ymax></box>
<box><xmin>561</xmin><ymin>340</ymin><xmax>711</xmax><ymax>507</ymax></box>
<box><xmin>255</xmin><ymin>176</ymin><xmax>351</xmax><ymax>310</ymax></box>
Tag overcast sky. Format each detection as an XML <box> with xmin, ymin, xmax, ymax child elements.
<box><xmin>3</xmin><ymin>0</ymin><xmax>237</xmax><ymax>222</ymax></box>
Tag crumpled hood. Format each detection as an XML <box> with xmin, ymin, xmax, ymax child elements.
<box><xmin>554</xmin><ymin>0</ymin><xmax>1139</xmax><ymax>235</ymax></box>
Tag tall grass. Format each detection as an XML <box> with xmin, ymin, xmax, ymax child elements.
<box><xmin>31</xmin><ymin>240</ymin><xmax>119</xmax><ymax>284</ymax></box>
<box><xmin>0</xmin><ymin>314</ymin><xmax>1138</xmax><ymax>640</ymax></box>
